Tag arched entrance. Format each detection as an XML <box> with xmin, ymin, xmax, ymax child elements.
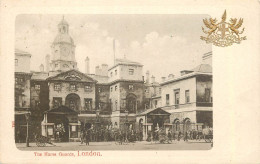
<box><xmin>126</xmin><ymin>94</ymin><xmax>137</xmax><ymax>113</ymax></box>
<box><xmin>173</xmin><ymin>119</ymin><xmax>180</xmax><ymax>132</ymax></box>
<box><xmin>183</xmin><ymin>118</ymin><xmax>191</xmax><ymax>133</ymax></box>
<box><xmin>65</xmin><ymin>93</ymin><xmax>81</xmax><ymax>111</ymax></box>
<box><xmin>48</xmin><ymin>114</ymin><xmax>70</xmax><ymax>142</ymax></box>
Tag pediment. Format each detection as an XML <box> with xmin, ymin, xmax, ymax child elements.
<box><xmin>147</xmin><ymin>108</ymin><xmax>170</xmax><ymax>116</ymax></box>
<box><xmin>47</xmin><ymin>69</ymin><xmax>97</xmax><ymax>83</ymax></box>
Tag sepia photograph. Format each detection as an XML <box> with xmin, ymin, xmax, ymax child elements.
<box><xmin>14</xmin><ymin>14</ymin><xmax>213</xmax><ymax>151</ymax></box>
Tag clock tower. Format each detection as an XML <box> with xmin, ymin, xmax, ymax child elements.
<box><xmin>50</xmin><ymin>16</ymin><xmax>77</xmax><ymax>72</ymax></box>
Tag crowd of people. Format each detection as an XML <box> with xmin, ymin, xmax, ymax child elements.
<box><xmin>80</xmin><ymin>127</ymin><xmax>144</xmax><ymax>145</ymax></box>
<box><xmin>147</xmin><ymin>127</ymin><xmax>213</xmax><ymax>142</ymax></box>
<box><xmin>80</xmin><ymin>126</ymin><xmax>213</xmax><ymax>145</ymax></box>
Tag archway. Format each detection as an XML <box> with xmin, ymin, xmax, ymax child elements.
<box><xmin>173</xmin><ymin>119</ymin><xmax>180</xmax><ymax>132</ymax></box>
<box><xmin>183</xmin><ymin>118</ymin><xmax>191</xmax><ymax>133</ymax></box>
<box><xmin>65</xmin><ymin>93</ymin><xmax>81</xmax><ymax>111</ymax></box>
<box><xmin>126</xmin><ymin>94</ymin><xmax>137</xmax><ymax>113</ymax></box>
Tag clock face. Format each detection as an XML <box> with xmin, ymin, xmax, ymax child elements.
<box><xmin>62</xmin><ymin>47</ymin><xmax>70</xmax><ymax>56</ymax></box>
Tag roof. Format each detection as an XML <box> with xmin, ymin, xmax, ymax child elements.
<box><xmin>45</xmin><ymin>105</ymin><xmax>78</xmax><ymax>114</ymax></box>
<box><xmin>161</xmin><ymin>72</ymin><xmax>212</xmax><ymax>86</ymax></box>
<box><xmin>109</xmin><ymin>58</ymin><xmax>143</xmax><ymax>70</ymax></box>
<box><xmin>31</xmin><ymin>72</ymin><xmax>49</xmax><ymax>80</ymax></box>
<box><xmin>58</xmin><ymin>18</ymin><xmax>69</xmax><ymax>25</ymax></box>
<box><xmin>15</xmin><ymin>49</ymin><xmax>31</xmax><ymax>57</ymax></box>
<box><xmin>47</xmin><ymin>69</ymin><xmax>97</xmax><ymax>82</ymax></box>
<box><xmin>138</xmin><ymin>108</ymin><xmax>170</xmax><ymax>116</ymax></box>
<box><xmin>88</xmin><ymin>74</ymin><xmax>109</xmax><ymax>84</ymax></box>
<box><xmin>53</xmin><ymin>34</ymin><xmax>74</xmax><ymax>45</ymax></box>
<box><xmin>192</xmin><ymin>64</ymin><xmax>212</xmax><ymax>73</ymax></box>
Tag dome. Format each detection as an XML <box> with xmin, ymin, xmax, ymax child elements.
<box><xmin>58</xmin><ymin>17</ymin><xmax>69</xmax><ymax>25</ymax></box>
<box><xmin>53</xmin><ymin>34</ymin><xmax>74</xmax><ymax>45</ymax></box>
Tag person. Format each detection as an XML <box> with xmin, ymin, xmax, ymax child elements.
<box><xmin>168</xmin><ymin>130</ymin><xmax>172</xmax><ymax>142</ymax></box>
<box><xmin>178</xmin><ymin>131</ymin><xmax>181</xmax><ymax>141</ymax></box>
<box><xmin>118</xmin><ymin>131</ymin><xmax>123</xmax><ymax>145</ymax></box>
<box><xmin>184</xmin><ymin>131</ymin><xmax>189</xmax><ymax>141</ymax></box>
<box><xmin>85</xmin><ymin>130</ymin><xmax>90</xmax><ymax>146</ymax></box>
<box><xmin>80</xmin><ymin>130</ymin><xmax>85</xmax><ymax>144</ymax></box>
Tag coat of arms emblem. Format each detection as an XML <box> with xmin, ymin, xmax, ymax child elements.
<box><xmin>201</xmin><ymin>10</ymin><xmax>246</xmax><ymax>47</ymax></box>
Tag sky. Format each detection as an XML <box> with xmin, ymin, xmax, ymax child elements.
<box><xmin>15</xmin><ymin>14</ymin><xmax>211</xmax><ymax>81</ymax></box>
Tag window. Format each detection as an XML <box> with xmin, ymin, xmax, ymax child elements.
<box><xmin>129</xmin><ymin>85</ymin><xmax>134</xmax><ymax>90</ymax></box>
<box><xmin>84</xmin><ymin>98</ymin><xmax>92</xmax><ymax>110</ymax></box>
<box><xmin>15</xmin><ymin>78</ymin><xmax>18</xmax><ymax>85</ymax></box>
<box><xmin>185</xmin><ymin>90</ymin><xmax>190</xmax><ymax>103</ymax></box>
<box><xmin>174</xmin><ymin>90</ymin><xmax>180</xmax><ymax>105</ymax></box>
<box><xmin>15</xmin><ymin>59</ymin><xmax>18</xmax><ymax>66</ymax></box>
<box><xmin>115</xmin><ymin>100</ymin><xmax>118</xmax><ymax>111</ymax></box>
<box><xmin>98</xmin><ymin>87</ymin><xmax>102</xmax><ymax>93</ymax></box>
<box><xmin>70</xmin><ymin>84</ymin><xmax>76</xmax><ymax>91</ymax></box>
<box><xmin>35</xmin><ymin>84</ymin><xmax>40</xmax><ymax>90</ymax></box>
<box><xmin>155</xmin><ymin>100</ymin><xmax>158</xmax><ymax>108</ymax></box>
<box><xmin>129</xmin><ymin>69</ymin><xmax>134</xmax><ymax>75</ymax></box>
<box><xmin>53</xmin><ymin>97</ymin><xmax>62</xmax><ymax>108</ymax></box>
<box><xmin>20</xmin><ymin>78</ymin><xmax>24</xmax><ymax>82</ymax></box>
<box><xmin>84</xmin><ymin>84</ymin><xmax>91</xmax><ymax>92</ymax></box>
<box><xmin>166</xmin><ymin>94</ymin><xmax>170</xmax><ymax>106</ymax></box>
<box><xmin>205</xmin><ymin>88</ymin><xmax>211</xmax><ymax>102</ymax></box>
<box><xmin>54</xmin><ymin>84</ymin><xmax>61</xmax><ymax>91</ymax></box>
<box><xmin>110</xmin><ymin>87</ymin><xmax>113</xmax><ymax>92</ymax></box>
<box><xmin>115</xmin><ymin>85</ymin><xmax>117</xmax><ymax>91</ymax></box>
<box><xmin>115</xmin><ymin>69</ymin><xmax>117</xmax><ymax>75</ymax></box>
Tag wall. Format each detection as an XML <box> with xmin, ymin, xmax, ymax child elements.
<box><xmin>196</xmin><ymin>75</ymin><xmax>212</xmax><ymax>103</ymax></box>
<box><xmin>161</xmin><ymin>77</ymin><xmax>196</xmax><ymax>107</ymax></box>
<box><xmin>49</xmin><ymin>81</ymin><xmax>96</xmax><ymax>111</ymax></box>
<box><xmin>108</xmin><ymin>65</ymin><xmax>143</xmax><ymax>82</ymax></box>
<box><xmin>119</xmin><ymin>81</ymin><xmax>145</xmax><ymax>113</ymax></box>
<box><xmin>95</xmin><ymin>84</ymin><xmax>111</xmax><ymax>114</ymax></box>
<box><xmin>15</xmin><ymin>55</ymin><xmax>31</xmax><ymax>73</ymax></box>
<box><xmin>109</xmin><ymin>83</ymin><xmax>121</xmax><ymax>112</ymax></box>
<box><xmin>15</xmin><ymin>73</ymin><xmax>31</xmax><ymax>108</ymax></box>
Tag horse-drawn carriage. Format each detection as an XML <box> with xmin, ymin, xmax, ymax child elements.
<box><xmin>35</xmin><ymin>134</ymin><xmax>55</xmax><ymax>147</ymax></box>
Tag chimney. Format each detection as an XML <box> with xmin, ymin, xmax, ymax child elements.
<box><xmin>45</xmin><ymin>54</ymin><xmax>50</xmax><ymax>72</ymax></box>
<box><xmin>85</xmin><ymin>57</ymin><xmax>90</xmax><ymax>74</ymax></box>
<box><xmin>161</xmin><ymin>77</ymin><xmax>166</xmax><ymax>82</ymax></box>
<box><xmin>101</xmin><ymin>64</ymin><xmax>108</xmax><ymax>76</ymax></box>
<box><xmin>168</xmin><ymin>74</ymin><xmax>174</xmax><ymax>79</ymax></box>
<box><xmin>39</xmin><ymin>64</ymin><xmax>44</xmax><ymax>72</ymax></box>
<box><xmin>95</xmin><ymin>66</ymin><xmax>101</xmax><ymax>75</ymax></box>
<box><xmin>151</xmin><ymin>75</ymin><xmax>155</xmax><ymax>83</ymax></box>
<box><xmin>146</xmin><ymin>70</ymin><xmax>150</xmax><ymax>84</ymax></box>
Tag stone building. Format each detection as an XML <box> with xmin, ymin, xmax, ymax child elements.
<box><xmin>14</xmin><ymin>49</ymin><xmax>32</xmax><ymax>143</ymax></box>
<box><xmin>14</xmin><ymin>16</ymin><xmax>213</xmax><ymax>142</ymax></box>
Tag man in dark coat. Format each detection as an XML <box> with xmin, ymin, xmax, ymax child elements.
<box><xmin>85</xmin><ymin>130</ymin><xmax>90</xmax><ymax>145</ymax></box>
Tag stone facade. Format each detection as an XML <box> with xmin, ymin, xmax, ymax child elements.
<box><xmin>14</xmin><ymin>16</ymin><xmax>213</xmax><ymax>142</ymax></box>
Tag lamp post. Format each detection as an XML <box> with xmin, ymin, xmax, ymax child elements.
<box><xmin>124</xmin><ymin>110</ymin><xmax>129</xmax><ymax>142</ymax></box>
<box><xmin>95</xmin><ymin>109</ymin><xmax>100</xmax><ymax>130</ymax></box>
<box><xmin>24</xmin><ymin>111</ymin><xmax>30</xmax><ymax>147</ymax></box>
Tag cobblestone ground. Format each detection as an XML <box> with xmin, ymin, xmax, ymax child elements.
<box><xmin>16</xmin><ymin>140</ymin><xmax>212</xmax><ymax>151</ymax></box>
